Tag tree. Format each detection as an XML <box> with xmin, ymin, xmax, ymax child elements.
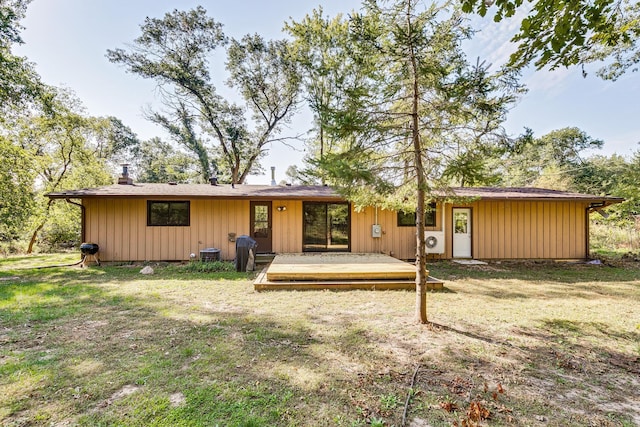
<box><xmin>291</xmin><ymin>0</ymin><xmax>521</xmax><ymax>323</ymax></box>
<box><xmin>499</xmin><ymin>127</ymin><xmax>603</xmax><ymax>188</ymax></box>
<box><xmin>132</xmin><ymin>137</ymin><xmax>199</xmax><ymax>183</ymax></box>
<box><xmin>573</xmin><ymin>151</ymin><xmax>640</xmax><ymax>224</ymax></box>
<box><xmin>460</xmin><ymin>0</ymin><xmax>640</xmax><ymax>79</ymax></box>
<box><xmin>0</xmin><ymin>136</ymin><xmax>34</xmax><ymax>241</ymax></box>
<box><xmin>0</xmin><ymin>0</ymin><xmax>46</xmax><ymax>114</ymax></box>
<box><xmin>285</xmin><ymin>9</ymin><xmax>354</xmax><ymax>184</ymax></box>
<box><xmin>148</xmin><ymin>101</ymin><xmax>212</xmax><ymax>183</ymax></box>
<box><xmin>107</xmin><ymin>7</ymin><xmax>301</xmax><ymax>183</ymax></box>
<box><xmin>10</xmin><ymin>88</ymin><xmax>139</xmax><ymax>252</ymax></box>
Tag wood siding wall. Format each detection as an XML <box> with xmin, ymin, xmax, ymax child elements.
<box><xmin>84</xmin><ymin>198</ymin><xmax>250</xmax><ymax>261</ymax></box>
<box><xmin>468</xmin><ymin>200</ymin><xmax>589</xmax><ymax>259</ymax></box>
<box><xmin>83</xmin><ymin>197</ymin><xmax>589</xmax><ymax>262</ymax></box>
<box><xmin>85</xmin><ymin>198</ymin><xmax>307</xmax><ymax>261</ymax></box>
<box><xmin>271</xmin><ymin>200</ymin><xmax>303</xmax><ymax>253</ymax></box>
<box><xmin>351</xmin><ymin>205</ymin><xmax>442</xmax><ymax>260</ymax></box>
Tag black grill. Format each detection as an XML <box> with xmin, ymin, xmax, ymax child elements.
<box><xmin>80</xmin><ymin>243</ymin><xmax>99</xmax><ymax>255</ymax></box>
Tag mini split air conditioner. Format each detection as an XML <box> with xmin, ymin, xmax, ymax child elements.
<box><xmin>425</xmin><ymin>231</ymin><xmax>445</xmax><ymax>254</ymax></box>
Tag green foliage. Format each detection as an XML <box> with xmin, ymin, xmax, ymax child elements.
<box><xmin>499</xmin><ymin>127</ymin><xmax>604</xmax><ymax>187</ymax></box>
<box><xmin>38</xmin><ymin>200</ymin><xmax>80</xmax><ymax>250</ymax></box>
<box><xmin>0</xmin><ymin>136</ymin><xmax>34</xmax><ymax>241</ymax></box>
<box><xmin>498</xmin><ymin>126</ymin><xmax>637</xmax><ymax>226</ymax></box>
<box><xmin>289</xmin><ymin>1</ymin><xmax>521</xmax><ymax>207</ymax></box>
<box><xmin>132</xmin><ymin>137</ymin><xmax>199</xmax><ymax>183</ymax></box>
<box><xmin>288</xmin><ymin>0</ymin><xmax>522</xmax><ymax>322</ymax></box>
<box><xmin>148</xmin><ymin>102</ymin><xmax>211</xmax><ymax>183</ymax></box>
<box><xmin>1</xmin><ymin>3</ymin><xmax>142</xmax><ymax>252</ymax></box>
<box><xmin>284</xmin><ymin>9</ymin><xmax>354</xmax><ymax>184</ymax></box>
<box><xmin>379</xmin><ymin>393</ymin><xmax>400</xmax><ymax>411</ymax></box>
<box><xmin>107</xmin><ymin>7</ymin><xmax>301</xmax><ymax>184</ymax></box>
<box><xmin>590</xmin><ymin>220</ymin><xmax>639</xmax><ymax>254</ymax></box>
<box><xmin>0</xmin><ymin>0</ymin><xmax>46</xmax><ymax>113</ymax></box>
<box><xmin>225</xmin><ymin>33</ymin><xmax>301</xmax><ymax>181</ymax></box>
<box><xmin>2</xmin><ymin>88</ymin><xmax>140</xmax><ymax>252</ymax></box>
<box><xmin>460</xmin><ymin>0</ymin><xmax>640</xmax><ymax>79</ymax></box>
<box><xmin>576</xmin><ymin>151</ymin><xmax>640</xmax><ymax>225</ymax></box>
<box><xmin>180</xmin><ymin>260</ymin><xmax>236</xmax><ymax>273</ymax></box>
<box><xmin>590</xmin><ymin>1</ymin><xmax>640</xmax><ymax>80</ymax></box>
<box><xmin>1</xmin><ymin>0</ymin><xmax>30</xmax><ymax>46</ymax></box>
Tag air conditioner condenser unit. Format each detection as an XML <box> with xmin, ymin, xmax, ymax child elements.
<box><xmin>425</xmin><ymin>231</ymin><xmax>445</xmax><ymax>254</ymax></box>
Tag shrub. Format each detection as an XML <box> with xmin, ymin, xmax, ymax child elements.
<box><xmin>181</xmin><ymin>260</ymin><xmax>236</xmax><ymax>273</ymax></box>
<box><xmin>591</xmin><ymin>220</ymin><xmax>639</xmax><ymax>253</ymax></box>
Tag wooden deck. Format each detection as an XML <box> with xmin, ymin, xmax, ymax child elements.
<box><xmin>254</xmin><ymin>253</ymin><xmax>444</xmax><ymax>291</ymax></box>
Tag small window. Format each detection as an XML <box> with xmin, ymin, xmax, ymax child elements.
<box><xmin>397</xmin><ymin>211</ymin><xmax>416</xmax><ymax>227</ymax></box>
<box><xmin>147</xmin><ymin>201</ymin><xmax>190</xmax><ymax>226</ymax></box>
<box><xmin>397</xmin><ymin>202</ymin><xmax>437</xmax><ymax>227</ymax></box>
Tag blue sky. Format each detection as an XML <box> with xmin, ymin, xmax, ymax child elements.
<box><xmin>15</xmin><ymin>0</ymin><xmax>640</xmax><ymax>184</ymax></box>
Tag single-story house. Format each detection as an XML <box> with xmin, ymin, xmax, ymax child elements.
<box><xmin>47</xmin><ymin>176</ymin><xmax>623</xmax><ymax>262</ymax></box>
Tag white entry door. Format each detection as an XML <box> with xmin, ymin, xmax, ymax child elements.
<box><xmin>452</xmin><ymin>208</ymin><xmax>472</xmax><ymax>258</ymax></box>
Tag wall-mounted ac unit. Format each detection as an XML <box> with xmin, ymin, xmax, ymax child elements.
<box><xmin>425</xmin><ymin>231</ymin><xmax>445</xmax><ymax>254</ymax></box>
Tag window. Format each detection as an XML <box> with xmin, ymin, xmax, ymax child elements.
<box><xmin>147</xmin><ymin>201</ymin><xmax>190</xmax><ymax>226</ymax></box>
<box><xmin>397</xmin><ymin>202</ymin><xmax>437</xmax><ymax>227</ymax></box>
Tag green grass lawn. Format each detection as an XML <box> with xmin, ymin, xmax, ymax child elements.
<box><xmin>1</xmin><ymin>255</ymin><xmax>639</xmax><ymax>426</ymax></box>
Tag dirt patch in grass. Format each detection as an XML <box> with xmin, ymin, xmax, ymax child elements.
<box><xmin>100</xmin><ymin>384</ymin><xmax>141</xmax><ymax>408</ymax></box>
<box><xmin>0</xmin><ymin>257</ymin><xmax>638</xmax><ymax>426</ymax></box>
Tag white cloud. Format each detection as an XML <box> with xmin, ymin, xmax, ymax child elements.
<box><xmin>465</xmin><ymin>6</ymin><xmax>531</xmax><ymax>68</ymax></box>
<box><xmin>524</xmin><ymin>67</ymin><xmax>576</xmax><ymax>94</ymax></box>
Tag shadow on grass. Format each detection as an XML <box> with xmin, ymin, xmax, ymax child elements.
<box><xmin>0</xmin><ymin>271</ymin><xmax>397</xmax><ymax>426</ymax></box>
<box><xmin>391</xmin><ymin>319</ymin><xmax>640</xmax><ymax>426</ymax></box>
<box><xmin>431</xmin><ymin>260</ymin><xmax>640</xmax><ymax>284</ymax></box>
<box><xmin>2</xmin><ymin>261</ymin><xmax>639</xmax><ymax>426</ymax></box>
<box><xmin>441</xmin><ymin>273</ymin><xmax>640</xmax><ymax>301</ymax></box>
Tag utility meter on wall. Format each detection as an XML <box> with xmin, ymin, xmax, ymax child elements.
<box><xmin>372</xmin><ymin>224</ymin><xmax>382</xmax><ymax>238</ymax></box>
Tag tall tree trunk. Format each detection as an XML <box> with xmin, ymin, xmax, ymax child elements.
<box><xmin>407</xmin><ymin>0</ymin><xmax>428</xmax><ymax>324</ymax></box>
<box><xmin>27</xmin><ymin>199</ymin><xmax>54</xmax><ymax>254</ymax></box>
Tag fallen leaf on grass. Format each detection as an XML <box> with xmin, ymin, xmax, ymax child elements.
<box><xmin>467</xmin><ymin>401</ymin><xmax>490</xmax><ymax>421</ymax></box>
<box><xmin>440</xmin><ymin>401</ymin><xmax>458</xmax><ymax>412</ymax></box>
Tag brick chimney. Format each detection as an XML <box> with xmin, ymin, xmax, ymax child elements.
<box><xmin>118</xmin><ymin>163</ymin><xmax>133</xmax><ymax>185</ymax></box>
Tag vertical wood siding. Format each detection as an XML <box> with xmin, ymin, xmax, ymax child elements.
<box><xmin>83</xmin><ymin>197</ymin><xmax>590</xmax><ymax>261</ymax></box>
<box><xmin>271</xmin><ymin>200</ymin><xmax>303</xmax><ymax>253</ymax></box>
<box><xmin>350</xmin><ymin>205</ymin><xmax>444</xmax><ymax>260</ymax></box>
<box><xmin>84</xmin><ymin>198</ymin><xmax>250</xmax><ymax>261</ymax></box>
<box><xmin>469</xmin><ymin>200</ymin><xmax>588</xmax><ymax>259</ymax></box>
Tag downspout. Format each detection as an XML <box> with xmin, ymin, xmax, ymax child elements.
<box><xmin>585</xmin><ymin>202</ymin><xmax>606</xmax><ymax>259</ymax></box>
<box><xmin>65</xmin><ymin>198</ymin><xmax>86</xmax><ymax>244</ymax></box>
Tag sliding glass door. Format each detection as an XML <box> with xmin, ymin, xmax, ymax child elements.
<box><xmin>303</xmin><ymin>202</ymin><xmax>350</xmax><ymax>252</ymax></box>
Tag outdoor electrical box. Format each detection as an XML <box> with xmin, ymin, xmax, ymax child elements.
<box><xmin>371</xmin><ymin>224</ymin><xmax>382</xmax><ymax>238</ymax></box>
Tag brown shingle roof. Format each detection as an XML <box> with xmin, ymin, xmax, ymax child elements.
<box><xmin>440</xmin><ymin>187</ymin><xmax>624</xmax><ymax>205</ymax></box>
<box><xmin>47</xmin><ymin>183</ymin><xmax>623</xmax><ymax>205</ymax></box>
<box><xmin>46</xmin><ymin>183</ymin><xmax>343</xmax><ymax>200</ymax></box>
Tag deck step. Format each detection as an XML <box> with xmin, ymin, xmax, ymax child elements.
<box><xmin>254</xmin><ymin>269</ymin><xmax>444</xmax><ymax>292</ymax></box>
<box><xmin>255</xmin><ymin>253</ymin><xmax>276</xmax><ymax>264</ymax></box>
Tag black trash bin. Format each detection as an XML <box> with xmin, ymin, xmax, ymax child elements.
<box><xmin>235</xmin><ymin>235</ymin><xmax>257</xmax><ymax>272</ymax></box>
